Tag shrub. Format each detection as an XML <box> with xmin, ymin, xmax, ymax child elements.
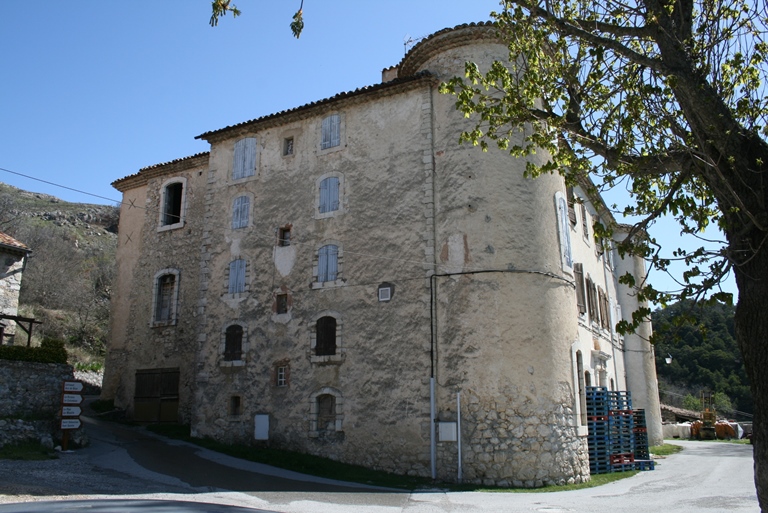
<box><xmin>0</xmin><ymin>338</ymin><xmax>67</xmax><ymax>364</ymax></box>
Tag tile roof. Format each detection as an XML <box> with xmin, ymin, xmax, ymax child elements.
<box><xmin>195</xmin><ymin>71</ymin><xmax>436</xmax><ymax>142</ymax></box>
<box><xmin>0</xmin><ymin>232</ymin><xmax>30</xmax><ymax>254</ymax></box>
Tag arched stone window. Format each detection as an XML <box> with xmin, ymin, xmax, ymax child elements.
<box><xmin>309</xmin><ymin>311</ymin><xmax>343</xmax><ymax>364</ymax></box>
<box><xmin>309</xmin><ymin>387</ymin><xmax>343</xmax><ymax>437</ymax></box>
<box><xmin>158</xmin><ymin>177</ymin><xmax>187</xmax><ymax>230</ymax></box>
<box><xmin>316</xmin><ymin>317</ymin><xmax>336</xmax><ymax>356</ymax></box>
<box><xmin>220</xmin><ymin>322</ymin><xmax>248</xmax><ymax>367</ymax></box>
<box><xmin>224</xmin><ymin>325</ymin><xmax>243</xmax><ymax>361</ymax></box>
<box><xmin>151</xmin><ymin>268</ymin><xmax>180</xmax><ymax>326</ymax></box>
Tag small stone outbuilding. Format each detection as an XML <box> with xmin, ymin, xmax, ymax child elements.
<box><xmin>0</xmin><ymin>231</ymin><xmax>31</xmax><ymax>345</ymax></box>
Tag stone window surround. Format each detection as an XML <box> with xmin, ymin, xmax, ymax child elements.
<box><xmin>157</xmin><ymin>177</ymin><xmax>187</xmax><ymax>232</ymax></box>
<box><xmin>311</xmin><ymin>240</ymin><xmax>344</xmax><ymax>289</ymax></box>
<box><xmin>219</xmin><ymin>321</ymin><xmax>248</xmax><ymax>368</ymax></box>
<box><xmin>309</xmin><ymin>310</ymin><xmax>344</xmax><ymax>364</ymax></box>
<box><xmin>273</xmin><ymin>359</ymin><xmax>290</xmax><ymax>387</ymax></box>
<box><xmin>280</xmin><ymin>127</ymin><xmax>302</xmax><ymax>159</ymax></box>
<box><xmin>150</xmin><ymin>268</ymin><xmax>180</xmax><ymax>327</ymax></box>
<box><xmin>314</xmin><ymin>172</ymin><xmax>346</xmax><ymax>220</ymax></box>
<box><xmin>317</xmin><ymin>112</ymin><xmax>345</xmax><ymax>155</ymax></box>
<box><xmin>308</xmin><ymin>386</ymin><xmax>344</xmax><ymax>437</ymax></box>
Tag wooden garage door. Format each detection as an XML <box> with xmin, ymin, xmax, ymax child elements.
<box><xmin>134</xmin><ymin>368</ymin><xmax>179</xmax><ymax>422</ymax></box>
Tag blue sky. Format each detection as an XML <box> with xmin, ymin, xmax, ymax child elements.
<box><xmin>0</xmin><ymin>1</ymin><xmax>736</xmax><ymax>300</ymax></box>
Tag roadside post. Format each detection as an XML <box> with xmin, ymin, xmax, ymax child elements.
<box><xmin>61</xmin><ymin>380</ymin><xmax>83</xmax><ymax>451</ymax></box>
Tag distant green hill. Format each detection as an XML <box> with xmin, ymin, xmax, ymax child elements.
<box><xmin>652</xmin><ymin>300</ymin><xmax>753</xmax><ymax>416</ymax></box>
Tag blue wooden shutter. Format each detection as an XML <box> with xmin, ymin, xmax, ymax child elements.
<box><xmin>327</xmin><ymin>245</ymin><xmax>338</xmax><ymax>281</ymax></box>
<box><xmin>232</xmin><ymin>196</ymin><xmax>249</xmax><ymax>229</ymax></box>
<box><xmin>318</xmin><ymin>246</ymin><xmax>328</xmax><ymax>281</ymax></box>
<box><xmin>229</xmin><ymin>259</ymin><xmax>246</xmax><ymax>294</ymax></box>
<box><xmin>233</xmin><ymin>138</ymin><xmax>257</xmax><ymax>179</ymax></box>
<box><xmin>319</xmin><ymin>177</ymin><xmax>339</xmax><ymax>213</ymax></box>
<box><xmin>319</xmin><ymin>178</ymin><xmax>329</xmax><ymax>213</ymax></box>
<box><xmin>321</xmin><ymin>114</ymin><xmax>340</xmax><ymax>150</ymax></box>
<box><xmin>559</xmin><ymin>196</ymin><xmax>573</xmax><ymax>268</ymax></box>
<box><xmin>329</xmin><ymin>177</ymin><xmax>340</xmax><ymax>211</ymax></box>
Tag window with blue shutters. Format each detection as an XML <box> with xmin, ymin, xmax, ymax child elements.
<box><xmin>320</xmin><ymin>114</ymin><xmax>340</xmax><ymax>150</ymax></box>
<box><xmin>228</xmin><ymin>259</ymin><xmax>246</xmax><ymax>294</ymax></box>
<box><xmin>317</xmin><ymin>245</ymin><xmax>338</xmax><ymax>282</ymax></box>
<box><xmin>231</xmin><ymin>195</ymin><xmax>250</xmax><ymax>229</ymax></box>
<box><xmin>318</xmin><ymin>177</ymin><xmax>340</xmax><ymax>214</ymax></box>
<box><xmin>232</xmin><ymin>138</ymin><xmax>257</xmax><ymax>180</ymax></box>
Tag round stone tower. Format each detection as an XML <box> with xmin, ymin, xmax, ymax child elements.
<box><xmin>400</xmin><ymin>23</ymin><xmax>590</xmax><ymax>486</ymax></box>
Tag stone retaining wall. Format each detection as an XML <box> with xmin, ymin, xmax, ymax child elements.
<box><xmin>0</xmin><ymin>359</ymin><xmax>88</xmax><ymax>448</ymax></box>
<box><xmin>0</xmin><ymin>360</ymin><xmax>74</xmax><ymax>417</ymax></box>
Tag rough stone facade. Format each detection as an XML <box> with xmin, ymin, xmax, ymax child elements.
<box><xmin>0</xmin><ymin>232</ymin><xmax>30</xmax><ymax>344</ymax></box>
<box><xmin>0</xmin><ymin>360</ymin><xmax>87</xmax><ymax>448</ymax></box>
<box><xmin>105</xmin><ymin>23</ymin><xmax>662</xmax><ymax>486</ymax></box>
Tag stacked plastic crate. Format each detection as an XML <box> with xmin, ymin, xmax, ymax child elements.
<box><xmin>633</xmin><ymin>409</ymin><xmax>655</xmax><ymax>470</ymax></box>
<box><xmin>585</xmin><ymin>386</ymin><xmax>655</xmax><ymax>473</ymax></box>
<box><xmin>607</xmin><ymin>390</ymin><xmax>636</xmax><ymax>472</ymax></box>
<box><xmin>586</xmin><ymin>386</ymin><xmax>611</xmax><ymax>474</ymax></box>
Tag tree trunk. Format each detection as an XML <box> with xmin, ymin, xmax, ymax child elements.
<box><xmin>733</xmin><ymin>234</ymin><xmax>768</xmax><ymax>511</ymax></box>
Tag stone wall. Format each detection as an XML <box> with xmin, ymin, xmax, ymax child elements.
<box><xmin>0</xmin><ymin>359</ymin><xmax>88</xmax><ymax>449</ymax></box>
<box><xmin>0</xmin><ymin>360</ymin><xmax>73</xmax><ymax>417</ymax></box>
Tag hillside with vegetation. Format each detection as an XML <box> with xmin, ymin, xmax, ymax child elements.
<box><xmin>652</xmin><ymin>300</ymin><xmax>753</xmax><ymax>418</ymax></box>
<box><xmin>0</xmin><ymin>182</ymin><xmax>118</xmax><ymax>367</ymax></box>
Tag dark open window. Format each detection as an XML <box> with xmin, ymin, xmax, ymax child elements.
<box><xmin>315</xmin><ymin>316</ymin><xmax>336</xmax><ymax>356</ymax></box>
<box><xmin>276</xmin><ymin>294</ymin><xmax>288</xmax><ymax>314</ymax></box>
<box><xmin>278</xmin><ymin>227</ymin><xmax>291</xmax><ymax>246</ymax></box>
<box><xmin>230</xmin><ymin>396</ymin><xmax>242</xmax><ymax>415</ymax></box>
<box><xmin>224</xmin><ymin>325</ymin><xmax>243</xmax><ymax>361</ymax></box>
<box><xmin>162</xmin><ymin>182</ymin><xmax>183</xmax><ymax>226</ymax></box>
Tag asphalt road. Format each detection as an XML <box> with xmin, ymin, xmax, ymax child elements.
<box><xmin>0</xmin><ymin>416</ymin><xmax>759</xmax><ymax>512</ymax></box>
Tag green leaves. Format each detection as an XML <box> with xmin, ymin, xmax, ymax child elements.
<box><xmin>209</xmin><ymin>0</ymin><xmax>240</xmax><ymax>27</ymax></box>
<box><xmin>441</xmin><ymin>0</ymin><xmax>767</xmax><ymax>316</ymax></box>
<box><xmin>290</xmin><ymin>9</ymin><xmax>304</xmax><ymax>39</ymax></box>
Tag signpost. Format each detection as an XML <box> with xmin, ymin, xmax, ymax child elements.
<box><xmin>60</xmin><ymin>380</ymin><xmax>83</xmax><ymax>451</ymax></box>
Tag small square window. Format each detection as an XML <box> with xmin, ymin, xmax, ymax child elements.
<box><xmin>283</xmin><ymin>137</ymin><xmax>294</xmax><ymax>156</ymax></box>
<box><xmin>278</xmin><ymin>227</ymin><xmax>291</xmax><ymax>246</ymax></box>
<box><xmin>230</xmin><ymin>396</ymin><xmax>242</xmax><ymax>416</ymax></box>
<box><xmin>276</xmin><ymin>366</ymin><xmax>287</xmax><ymax>387</ymax></box>
<box><xmin>378</xmin><ymin>283</ymin><xmax>394</xmax><ymax>302</ymax></box>
<box><xmin>276</xmin><ymin>294</ymin><xmax>288</xmax><ymax>314</ymax></box>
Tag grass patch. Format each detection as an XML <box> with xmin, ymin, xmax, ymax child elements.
<box><xmin>482</xmin><ymin>470</ymin><xmax>639</xmax><ymax>493</ymax></box>
<box><xmin>0</xmin><ymin>441</ymin><xmax>57</xmax><ymax>461</ymax></box>
<box><xmin>651</xmin><ymin>443</ymin><xmax>683</xmax><ymax>456</ymax></box>
<box><xmin>147</xmin><ymin>423</ymin><xmax>639</xmax><ymax>492</ymax></box>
